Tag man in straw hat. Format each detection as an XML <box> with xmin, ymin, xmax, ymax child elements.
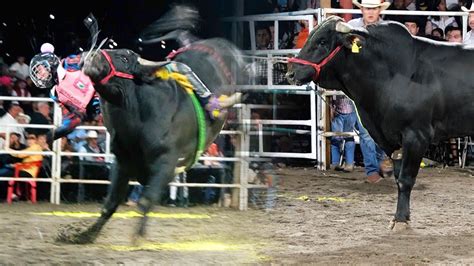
<box><xmin>349</xmin><ymin>0</ymin><xmax>390</xmax><ymax>27</ymax></box>
<box><xmin>461</xmin><ymin>4</ymin><xmax>474</xmax><ymax>45</ymax></box>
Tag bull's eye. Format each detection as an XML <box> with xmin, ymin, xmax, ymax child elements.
<box><xmin>121</xmin><ymin>56</ymin><xmax>129</xmax><ymax>63</ymax></box>
<box><xmin>319</xmin><ymin>39</ymin><xmax>326</xmax><ymax>45</ymax></box>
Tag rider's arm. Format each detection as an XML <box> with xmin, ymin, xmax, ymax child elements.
<box><xmin>52</xmin><ymin>102</ymin><xmax>86</xmax><ymax>140</ymax></box>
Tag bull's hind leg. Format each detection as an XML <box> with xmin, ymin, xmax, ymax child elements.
<box><xmin>390</xmin><ymin>131</ymin><xmax>429</xmax><ymax>230</ymax></box>
<box><xmin>133</xmin><ymin>157</ymin><xmax>177</xmax><ymax>242</ymax></box>
<box><xmin>57</xmin><ymin>164</ymin><xmax>130</xmax><ymax>244</ymax></box>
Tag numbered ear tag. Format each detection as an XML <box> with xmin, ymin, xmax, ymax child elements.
<box><xmin>351</xmin><ymin>38</ymin><xmax>361</xmax><ymax>53</ymax></box>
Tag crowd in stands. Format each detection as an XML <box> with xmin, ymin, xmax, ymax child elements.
<box><xmin>246</xmin><ymin>0</ymin><xmax>473</xmax><ymax>52</ymax></box>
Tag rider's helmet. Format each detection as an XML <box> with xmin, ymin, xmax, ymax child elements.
<box><xmin>29</xmin><ymin>43</ymin><xmax>60</xmax><ymax>88</ymax></box>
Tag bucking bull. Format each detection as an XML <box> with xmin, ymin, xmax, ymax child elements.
<box><xmin>57</xmin><ymin>9</ymin><xmax>246</xmax><ymax>243</ymax></box>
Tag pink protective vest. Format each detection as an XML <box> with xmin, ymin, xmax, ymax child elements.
<box><xmin>56</xmin><ymin>70</ymin><xmax>95</xmax><ymax>113</ymax></box>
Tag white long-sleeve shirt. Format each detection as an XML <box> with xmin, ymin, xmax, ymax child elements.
<box><xmin>464</xmin><ymin>30</ymin><xmax>474</xmax><ymax>45</ymax></box>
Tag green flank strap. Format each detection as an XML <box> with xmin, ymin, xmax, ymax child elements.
<box><xmin>188</xmin><ymin>92</ymin><xmax>207</xmax><ymax>167</ymax></box>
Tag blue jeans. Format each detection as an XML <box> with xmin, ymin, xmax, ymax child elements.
<box><xmin>355</xmin><ymin>117</ymin><xmax>386</xmax><ymax>176</ymax></box>
<box><xmin>128</xmin><ymin>185</ymin><xmax>144</xmax><ymax>203</ymax></box>
<box><xmin>331</xmin><ymin>112</ymin><xmax>357</xmax><ymax>165</ymax></box>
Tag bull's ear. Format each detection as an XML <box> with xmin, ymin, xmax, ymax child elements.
<box><xmin>341</xmin><ymin>34</ymin><xmax>366</xmax><ymax>53</ymax></box>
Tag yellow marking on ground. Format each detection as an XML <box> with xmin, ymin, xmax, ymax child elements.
<box><xmin>294</xmin><ymin>195</ymin><xmax>349</xmax><ymax>203</ymax></box>
<box><xmin>104</xmin><ymin>241</ymin><xmax>249</xmax><ymax>252</ymax></box>
<box><xmin>31</xmin><ymin>211</ymin><xmax>211</xmax><ymax>219</ymax></box>
<box><xmin>296</xmin><ymin>195</ymin><xmax>310</xmax><ymax>201</ymax></box>
<box><xmin>316</xmin><ymin>196</ymin><xmax>348</xmax><ymax>203</ymax></box>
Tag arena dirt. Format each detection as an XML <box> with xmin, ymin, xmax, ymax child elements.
<box><xmin>0</xmin><ymin>167</ymin><xmax>473</xmax><ymax>264</ymax></box>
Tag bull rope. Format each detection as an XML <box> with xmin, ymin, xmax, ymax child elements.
<box><xmin>155</xmin><ymin>67</ymin><xmax>207</xmax><ymax>167</ymax></box>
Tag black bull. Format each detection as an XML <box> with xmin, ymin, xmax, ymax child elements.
<box><xmin>287</xmin><ymin>16</ymin><xmax>474</xmax><ymax>228</ymax></box>
<box><xmin>58</xmin><ymin>39</ymin><xmax>245</xmax><ymax>243</ymax></box>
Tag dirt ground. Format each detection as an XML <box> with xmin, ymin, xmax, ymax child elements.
<box><xmin>0</xmin><ymin>166</ymin><xmax>473</xmax><ymax>264</ymax></box>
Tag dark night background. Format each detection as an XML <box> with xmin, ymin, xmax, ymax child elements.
<box><xmin>0</xmin><ymin>0</ymin><xmax>239</xmax><ymax>63</ymax></box>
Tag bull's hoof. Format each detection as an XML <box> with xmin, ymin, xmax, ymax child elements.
<box><xmin>388</xmin><ymin>220</ymin><xmax>411</xmax><ymax>232</ymax></box>
<box><xmin>56</xmin><ymin>221</ymin><xmax>99</xmax><ymax>244</ymax></box>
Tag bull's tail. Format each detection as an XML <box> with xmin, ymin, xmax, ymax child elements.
<box><xmin>140</xmin><ymin>4</ymin><xmax>201</xmax><ymax>46</ymax></box>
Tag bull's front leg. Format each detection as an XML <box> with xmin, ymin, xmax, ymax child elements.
<box><xmin>57</xmin><ymin>163</ymin><xmax>130</xmax><ymax>244</ymax></box>
<box><xmin>133</xmin><ymin>156</ymin><xmax>177</xmax><ymax>243</ymax></box>
<box><xmin>390</xmin><ymin>131</ymin><xmax>428</xmax><ymax>231</ymax></box>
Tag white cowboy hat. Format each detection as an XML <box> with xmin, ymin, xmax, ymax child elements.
<box><xmin>353</xmin><ymin>0</ymin><xmax>391</xmax><ymax>10</ymax></box>
<box><xmin>461</xmin><ymin>5</ymin><xmax>474</xmax><ymax>12</ymax></box>
<box><xmin>86</xmin><ymin>130</ymin><xmax>98</xmax><ymax>139</ymax></box>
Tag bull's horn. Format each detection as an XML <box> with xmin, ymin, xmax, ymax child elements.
<box><xmin>335</xmin><ymin>21</ymin><xmax>353</xmax><ymax>33</ymax></box>
<box><xmin>220</xmin><ymin>92</ymin><xmax>242</xmax><ymax>108</ymax></box>
<box><xmin>138</xmin><ymin>57</ymin><xmax>165</xmax><ymax>66</ymax></box>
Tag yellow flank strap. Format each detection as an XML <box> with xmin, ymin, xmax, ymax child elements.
<box><xmin>155</xmin><ymin>68</ymin><xmax>194</xmax><ymax>94</ymax></box>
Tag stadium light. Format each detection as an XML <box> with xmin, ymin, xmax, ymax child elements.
<box><xmin>49</xmin><ymin>14</ymin><xmax>55</xmax><ymax>20</ymax></box>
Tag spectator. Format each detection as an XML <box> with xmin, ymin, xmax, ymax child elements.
<box><xmin>10</xmin><ymin>79</ymin><xmax>33</xmax><ymax>114</ymax></box>
<box><xmin>15</xmin><ymin>112</ymin><xmax>30</xmax><ymax>144</ymax></box>
<box><xmin>293</xmin><ymin>15</ymin><xmax>318</xmax><ymax>48</ymax></box>
<box><xmin>168</xmin><ymin>172</ymin><xmax>188</xmax><ymax>207</ymax></box>
<box><xmin>77</xmin><ymin>130</ymin><xmax>109</xmax><ymax>200</ymax></box>
<box><xmin>126</xmin><ymin>184</ymin><xmax>144</xmax><ymax>207</ymax></box>
<box><xmin>288</xmin><ymin>0</ymin><xmax>319</xmax><ymax>10</ymax></box>
<box><xmin>431</xmin><ymin>27</ymin><xmax>445</xmax><ymax>38</ymax></box>
<box><xmin>60</xmin><ymin>137</ymin><xmax>77</xmax><ymax>178</ymax></box>
<box><xmin>0</xmin><ymin>101</ymin><xmax>24</xmax><ymax>149</ymax></box>
<box><xmin>416</xmin><ymin>0</ymin><xmax>439</xmax><ymax>12</ymax></box>
<box><xmin>247</xmin><ymin>25</ymin><xmax>288</xmax><ymax>86</ymax></box>
<box><xmin>0</xmin><ymin>134</ymin><xmax>43</xmax><ymax>201</ymax></box>
<box><xmin>67</xmin><ymin>128</ymin><xmax>88</xmax><ymax>153</ymax></box>
<box><xmin>403</xmin><ymin>15</ymin><xmax>424</xmax><ymax>36</ymax></box>
<box><xmin>330</xmin><ymin>96</ymin><xmax>356</xmax><ymax>172</ymax></box>
<box><xmin>461</xmin><ymin>4</ymin><xmax>474</xmax><ymax>45</ymax></box>
<box><xmin>0</xmin><ymin>134</ymin><xmax>43</xmax><ymax>178</ymax></box>
<box><xmin>9</xmin><ymin>56</ymin><xmax>29</xmax><ymax>81</ymax></box>
<box><xmin>37</xmin><ymin>134</ymin><xmax>51</xmax><ymax>151</ymax></box>
<box><xmin>256</xmin><ymin>24</ymin><xmax>273</xmax><ymax>50</ymax></box>
<box><xmin>25</xmin><ymin>77</ymin><xmax>45</xmax><ymax>97</ymax></box>
<box><xmin>445</xmin><ymin>26</ymin><xmax>463</xmax><ymax>42</ymax></box>
<box><xmin>202</xmin><ymin>143</ymin><xmax>224</xmax><ymax>204</ymax></box>
<box><xmin>27</xmin><ymin>102</ymin><xmax>52</xmax><ymax>137</ymax></box>
<box><xmin>385</xmin><ymin>0</ymin><xmax>409</xmax><ymax>23</ymax></box>
<box><xmin>8</xmin><ymin>132</ymin><xmax>26</xmax><ymax>151</ymax></box>
<box><xmin>78</xmin><ymin>130</ymin><xmax>105</xmax><ymax>162</ymax></box>
<box><xmin>248</xmin><ymin>162</ymin><xmax>279</xmax><ymax>210</ymax></box>
<box><xmin>425</xmin><ymin>0</ymin><xmax>459</xmax><ymax>35</ymax></box>
<box><xmin>0</xmin><ymin>74</ymin><xmax>13</xmax><ymax>97</ymax></box>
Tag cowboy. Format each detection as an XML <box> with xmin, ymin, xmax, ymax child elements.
<box><xmin>461</xmin><ymin>4</ymin><xmax>474</xmax><ymax>45</ymax></box>
<box><xmin>347</xmin><ymin>0</ymin><xmax>393</xmax><ymax>183</ymax></box>
<box><xmin>29</xmin><ymin>43</ymin><xmax>100</xmax><ymax>141</ymax></box>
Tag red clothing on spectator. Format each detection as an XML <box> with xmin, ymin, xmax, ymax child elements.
<box><xmin>295</xmin><ymin>28</ymin><xmax>309</xmax><ymax>49</ymax></box>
